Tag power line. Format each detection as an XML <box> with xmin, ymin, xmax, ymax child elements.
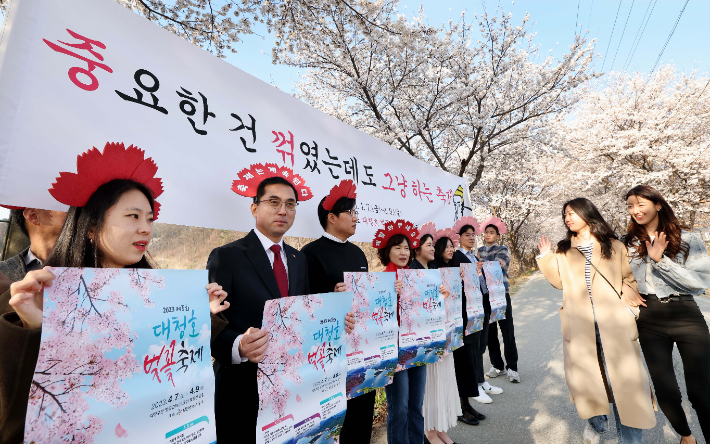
<box><xmin>650</xmin><ymin>0</ymin><xmax>690</xmax><ymax>74</ymax></box>
<box><xmin>622</xmin><ymin>0</ymin><xmax>653</xmax><ymax>71</ymax></box>
<box><xmin>601</xmin><ymin>0</ymin><xmax>625</xmax><ymax>71</ymax></box>
<box><xmin>586</xmin><ymin>0</ymin><xmax>595</xmax><ymax>30</ymax></box>
<box><xmin>574</xmin><ymin>0</ymin><xmax>581</xmax><ymax>35</ymax></box>
<box><xmin>609</xmin><ymin>0</ymin><xmax>635</xmax><ymax>71</ymax></box>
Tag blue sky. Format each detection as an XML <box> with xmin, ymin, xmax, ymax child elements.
<box><xmin>223</xmin><ymin>0</ymin><xmax>709</xmax><ymax>93</ymax></box>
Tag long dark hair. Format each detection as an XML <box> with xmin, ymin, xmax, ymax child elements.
<box><xmin>433</xmin><ymin>237</ymin><xmax>454</xmax><ymax>266</ymax></box>
<box><xmin>377</xmin><ymin>233</ymin><xmax>413</xmax><ymax>267</ymax></box>
<box><xmin>46</xmin><ymin>179</ymin><xmax>154</xmax><ymax>269</ymax></box>
<box><xmin>624</xmin><ymin>185</ymin><xmax>689</xmax><ymax>260</ymax></box>
<box><xmin>556</xmin><ymin>198</ymin><xmax>617</xmax><ymax>260</ymax></box>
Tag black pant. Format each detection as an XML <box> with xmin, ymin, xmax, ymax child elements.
<box><xmin>487</xmin><ymin>293</ymin><xmax>518</xmax><ymax>372</ymax></box>
<box><xmin>340</xmin><ymin>391</ymin><xmax>376</xmax><ymax>443</ymax></box>
<box><xmin>475</xmin><ymin>296</ymin><xmax>492</xmax><ymax>384</ymax></box>
<box><xmin>638</xmin><ymin>296</ymin><xmax>710</xmax><ymax>439</ymax></box>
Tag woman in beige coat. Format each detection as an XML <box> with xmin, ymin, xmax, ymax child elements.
<box><xmin>537</xmin><ymin>198</ymin><xmax>656</xmax><ymax>444</ymax></box>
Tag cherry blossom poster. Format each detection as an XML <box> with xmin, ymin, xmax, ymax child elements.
<box><xmin>439</xmin><ymin>267</ymin><xmax>464</xmax><ymax>356</ymax></box>
<box><xmin>482</xmin><ymin>261</ymin><xmax>507</xmax><ymax>323</ymax></box>
<box><xmin>256</xmin><ymin>292</ymin><xmax>353</xmax><ymax>444</ymax></box>
<box><xmin>343</xmin><ymin>272</ymin><xmax>398</xmax><ymax>400</ymax></box>
<box><xmin>24</xmin><ymin>268</ymin><xmax>216</xmax><ymax>444</ymax></box>
<box><xmin>395</xmin><ymin>269</ymin><xmax>446</xmax><ymax>371</ymax></box>
<box><xmin>460</xmin><ymin>263</ymin><xmax>485</xmax><ymax>335</ymax></box>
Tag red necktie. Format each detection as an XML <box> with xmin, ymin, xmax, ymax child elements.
<box><xmin>270</xmin><ymin>244</ymin><xmax>289</xmax><ymax>298</ymax></box>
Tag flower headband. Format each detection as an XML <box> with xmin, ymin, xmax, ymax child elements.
<box><xmin>322</xmin><ymin>179</ymin><xmax>357</xmax><ymax>211</ymax></box>
<box><xmin>48</xmin><ymin>142</ymin><xmax>163</xmax><ymax>219</ymax></box>
<box><xmin>372</xmin><ymin>219</ymin><xmax>420</xmax><ymax>249</ymax></box>
<box><xmin>231</xmin><ymin>163</ymin><xmax>313</xmax><ymax>201</ymax></box>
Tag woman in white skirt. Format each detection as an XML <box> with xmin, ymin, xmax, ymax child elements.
<box><xmin>415</xmin><ymin>230</ymin><xmax>462</xmax><ymax>444</ymax></box>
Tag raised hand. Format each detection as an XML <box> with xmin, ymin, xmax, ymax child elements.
<box><xmin>334</xmin><ymin>282</ymin><xmax>347</xmax><ymax>292</ymax></box>
<box><xmin>239</xmin><ymin>327</ymin><xmax>269</xmax><ymax>363</ymax></box>
<box><xmin>344</xmin><ymin>312</ymin><xmax>356</xmax><ymax>334</ymax></box>
<box><xmin>394</xmin><ymin>280</ymin><xmax>403</xmax><ymax>295</ymax></box>
<box><xmin>538</xmin><ymin>236</ymin><xmax>552</xmax><ymax>257</ymax></box>
<box><xmin>9</xmin><ymin>268</ymin><xmax>55</xmax><ymax>330</ymax></box>
<box><xmin>440</xmin><ymin>284</ymin><xmax>450</xmax><ymax>299</ymax></box>
<box><xmin>646</xmin><ymin>231</ymin><xmax>669</xmax><ymax>263</ymax></box>
<box><xmin>207</xmin><ymin>283</ymin><xmax>229</xmax><ymax>314</ymax></box>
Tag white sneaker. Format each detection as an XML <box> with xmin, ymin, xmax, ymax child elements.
<box><xmin>507</xmin><ymin>368</ymin><xmax>521</xmax><ymax>383</ymax></box>
<box><xmin>583</xmin><ymin>423</ymin><xmax>600</xmax><ymax>444</ymax></box>
<box><xmin>481</xmin><ymin>381</ymin><xmax>503</xmax><ymax>395</ymax></box>
<box><xmin>472</xmin><ymin>387</ymin><xmax>493</xmax><ymax>404</ymax></box>
<box><xmin>488</xmin><ymin>366</ymin><xmax>504</xmax><ymax>378</ymax></box>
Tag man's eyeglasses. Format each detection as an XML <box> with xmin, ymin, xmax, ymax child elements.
<box><xmin>340</xmin><ymin>209</ymin><xmax>359</xmax><ymax>217</ymax></box>
<box><xmin>257</xmin><ymin>198</ymin><xmax>298</xmax><ymax>211</ymax></box>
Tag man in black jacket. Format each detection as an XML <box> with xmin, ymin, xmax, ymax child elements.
<box><xmin>301</xmin><ymin>180</ymin><xmax>371</xmax><ymax>443</ymax></box>
<box><xmin>207</xmin><ymin>175</ymin><xmax>310</xmax><ymax>443</ymax></box>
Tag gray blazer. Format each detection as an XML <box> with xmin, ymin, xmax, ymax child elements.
<box><xmin>0</xmin><ymin>249</ymin><xmax>29</xmax><ymax>317</ymax></box>
<box><xmin>0</xmin><ymin>248</ymin><xmax>28</xmax><ymax>283</ymax></box>
<box><xmin>626</xmin><ymin>231</ymin><xmax>710</xmax><ymax>297</ymax></box>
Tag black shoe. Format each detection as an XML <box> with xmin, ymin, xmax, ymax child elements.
<box><xmin>457</xmin><ymin>413</ymin><xmax>479</xmax><ymax>426</ymax></box>
<box><xmin>462</xmin><ymin>403</ymin><xmax>486</xmax><ymax>420</ymax></box>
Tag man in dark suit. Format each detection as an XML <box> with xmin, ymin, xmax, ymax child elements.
<box><xmin>207</xmin><ymin>176</ymin><xmax>310</xmax><ymax>443</ymax></box>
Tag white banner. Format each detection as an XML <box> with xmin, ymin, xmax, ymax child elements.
<box><xmin>0</xmin><ymin>0</ymin><xmax>472</xmax><ymax>242</ymax></box>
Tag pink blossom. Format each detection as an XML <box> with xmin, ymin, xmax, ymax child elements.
<box><xmin>24</xmin><ymin>268</ymin><xmax>160</xmax><ymax>443</ymax></box>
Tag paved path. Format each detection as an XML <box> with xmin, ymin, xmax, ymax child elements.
<box><xmin>444</xmin><ymin>272</ymin><xmax>709</xmax><ymax>444</ymax></box>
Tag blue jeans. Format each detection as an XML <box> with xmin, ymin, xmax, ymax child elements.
<box><xmin>385</xmin><ymin>365</ymin><xmax>426</xmax><ymax>444</ymax></box>
<box><xmin>588</xmin><ymin>323</ymin><xmax>643</xmax><ymax>444</ymax></box>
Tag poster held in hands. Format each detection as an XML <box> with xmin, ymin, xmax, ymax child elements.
<box><xmin>482</xmin><ymin>261</ymin><xmax>507</xmax><ymax>322</ymax></box>
<box><xmin>439</xmin><ymin>267</ymin><xmax>464</xmax><ymax>356</ymax></box>
<box><xmin>343</xmin><ymin>272</ymin><xmax>398</xmax><ymax>399</ymax></box>
<box><xmin>395</xmin><ymin>269</ymin><xmax>446</xmax><ymax>371</ymax></box>
<box><xmin>25</xmin><ymin>268</ymin><xmax>216</xmax><ymax>444</ymax></box>
<box><xmin>256</xmin><ymin>293</ymin><xmax>352</xmax><ymax>444</ymax></box>
<box><xmin>460</xmin><ymin>263</ymin><xmax>485</xmax><ymax>334</ymax></box>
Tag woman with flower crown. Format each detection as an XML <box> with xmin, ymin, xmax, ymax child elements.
<box><xmin>1</xmin><ymin>142</ymin><xmax>230</xmax><ymax>443</ymax></box>
<box><xmin>416</xmin><ymin>223</ymin><xmax>466</xmax><ymax>444</ymax></box>
<box><xmin>371</xmin><ymin>219</ymin><xmax>427</xmax><ymax>444</ymax></box>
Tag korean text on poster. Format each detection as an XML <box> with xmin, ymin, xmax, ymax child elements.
<box><xmin>439</xmin><ymin>267</ymin><xmax>464</xmax><ymax>356</ymax></box>
<box><xmin>343</xmin><ymin>272</ymin><xmax>398</xmax><ymax>399</ymax></box>
<box><xmin>482</xmin><ymin>261</ymin><xmax>507</xmax><ymax>323</ymax></box>
<box><xmin>256</xmin><ymin>293</ymin><xmax>353</xmax><ymax>444</ymax></box>
<box><xmin>460</xmin><ymin>263</ymin><xmax>485</xmax><ymax>335</ymax></box>
<box><xmin>25</xmin><ymin>268</ymin><xmax>216</xmax><ymax>444</ymax></box>
<box><xmin>395</xmin><ymin>269</ymin><xmax>446</xmax><ymax>371</ymax></box>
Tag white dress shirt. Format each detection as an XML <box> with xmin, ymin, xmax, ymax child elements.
<box><xmin>232</xmin><ymin>228</ymin><xmax>289</xmax><ymax>364</ymax></box>
<box><xmin>24</xmin><ymin>248</ymin><xmax>44</xmax><ymax>272</ymax></box>
<box><xmin>323</xmin><ymin>231</ymin><xmax>347</xmax><ymax>244</ymax></box>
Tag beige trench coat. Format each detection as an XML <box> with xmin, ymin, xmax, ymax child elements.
<box><xmin>537</xmin><ymin>237</ymin><xmax>656</xmax><ymax>429</ymax></box>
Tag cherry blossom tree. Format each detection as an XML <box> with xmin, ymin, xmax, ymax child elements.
<box><xmin>558</xmin><ymin>65</ymin><xmax>710</xmax><ymax>229</ymax></box>
<box><xmin>294</xmin><ymin>4</ymin><xmax>598</xmax><ymax>189</ymax></box>
<box><xmin>1</xmin><ymin>0</ymin><xmax>396</xmax><ymax>59</ymax></box>
<box><xmin>258</xmin><ymin>295</ymin><xmax>324</xmax><ymax>418</ymax></box>
<box><xmin>25</xmin><ymin>268</ymin><xmax>164</xmax><ymax>443</ymax></box>
<box><xmin>470</xmin><ymin>143</ymin><xmax>571</xmax><ymax>271</ymax></box>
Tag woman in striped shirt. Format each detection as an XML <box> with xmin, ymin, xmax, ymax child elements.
<box><xmin>537</xmin><ymin>198</ymin><xmax>655</xmax><ymax>444</ymax></box>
